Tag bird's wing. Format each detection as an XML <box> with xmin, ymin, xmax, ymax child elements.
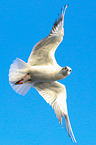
<box><xmin>33</xmin><ymin>81</ymin><xmax>77</xmax><ymax>143</ymax></box>
<box><xmin>28</xmin><ymin>5</ymin><xmax>69</xmax><ymax>66</ymax></box>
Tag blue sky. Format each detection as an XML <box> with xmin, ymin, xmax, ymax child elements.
<box><xmin>0</xmin><ymin>0</ymin><xmax>96</xmax><ymax>145</ymax></box>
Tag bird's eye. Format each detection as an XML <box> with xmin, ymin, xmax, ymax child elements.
<box><xmin>65</xmin><ymin>67</ymin><xmax>67</xmax><ymax>69</ymax></box>
<box><xmin>69</xmin><ymin>70</ymin><xmax>71</xmax><ymax>72</ymax></box>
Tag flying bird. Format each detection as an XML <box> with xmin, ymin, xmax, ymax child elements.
<box><xmin>9</xmin><ymin>4</ymin><xmax>77</xmax><ymax>143</ymax></box>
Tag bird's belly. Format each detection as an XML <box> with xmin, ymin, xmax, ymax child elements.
<box><xmin>29</xmin><ymin>68</ymin><xmax>63</xmax><ymax>82</ymax></box>
<box><xmin>30</xmin><ymin>73</ymin><xmax>56</xmax><ymax>82</ymax></box>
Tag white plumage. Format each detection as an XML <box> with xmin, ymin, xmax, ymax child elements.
<box><xmin>9</xmin><ymin>4</ymin><xmax>77</xmax><ymax>143</ymax></box>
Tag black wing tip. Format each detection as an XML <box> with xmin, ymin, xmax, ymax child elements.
<box><xmin>49</xmin><ymin>4</ymin><xmax>69</xmax><ymax>36</ymax></box>
<box><xmin>62</xmin><ymin>4</ymin><xmax>69</xmax><ymax>10</ymax></box>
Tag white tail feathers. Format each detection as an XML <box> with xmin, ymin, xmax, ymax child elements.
<box><xmin>9</xmin><ymin>58</ymin><xmax>32</xmax><ymax>96</ymax></box>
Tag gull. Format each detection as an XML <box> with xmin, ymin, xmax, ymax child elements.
<box><xmin>9</xmin><ymin>4</ymin><xmax>77</xmax><ymax>143</ymax></box>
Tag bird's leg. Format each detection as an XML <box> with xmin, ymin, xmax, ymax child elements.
<box><xmin>15</xmin><ymin>73</ymin><xmax>30</xmax><ymax>85</ymax></box>
<box><xmin>15</xmin><ymin>79</ymin><xmax>30</xmax><ymax>84</ymax></box>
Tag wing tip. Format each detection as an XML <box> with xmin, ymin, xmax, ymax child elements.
<box><xmin>65</xmin><ymin>115</ymin><xmax>77</xmax><ymax>143</ymax></box>
<box><xmin>49</xmin><ymin>4</ymin><xmax>69</xmax><ymax>36</ymax></box>
<box><xmin>57</xmin><ymin>114</ymin><xmax>77</xmax><ymax>143</ymax></box>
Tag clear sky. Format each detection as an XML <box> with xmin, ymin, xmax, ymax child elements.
<box><xmin>0</xmin><ymin>0</ymin><xmax>96</xmax><ymax>145</ymax></box>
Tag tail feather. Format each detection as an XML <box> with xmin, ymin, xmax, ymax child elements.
<box><xmin>9</xmin><ymin>58</ymin><xmax>32</xmax><ymax>96</ymax></box>
<box><xmin>10</xmin><ymin>83</ymin><xmax>31</xmax><ymax>96</ymax></box>
<box><xmin>9</xmin><ymin>58</ymin><xmax>30</xmax><ymax>82</ymax></box>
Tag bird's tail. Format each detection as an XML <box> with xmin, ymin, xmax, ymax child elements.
<box><xmin>9</xmin><ymin>58</ymin><xmax>32</xmax><ymax>96</ymax></box>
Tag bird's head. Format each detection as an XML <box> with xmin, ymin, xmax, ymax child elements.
<box><xmin>61</xmin><ymin>66</ymin><xmax>72</xmax><ymax>78</ymax></box>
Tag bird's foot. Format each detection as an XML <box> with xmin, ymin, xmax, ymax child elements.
<box><xmin>15</xmin><ymin>73</ymin><xmax>30</xmax><ymax>84</ymax></box>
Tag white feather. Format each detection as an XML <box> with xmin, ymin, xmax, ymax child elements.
<box><xmin>9</xmin><ymin>58</ymin><xmax>32</xmax><ymax>95</ymax></box>
<box><xmin>28</xmin><ymin>5</ymin><xmax>68</xmax><ymax>66</ymax></box>
<box><xmin>33</xmin><ymin>81</ymin><xmax>77</xmax><ymax>143</ymax></box>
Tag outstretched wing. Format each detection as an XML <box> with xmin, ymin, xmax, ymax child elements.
<box><xmin>28</xmin><ymin>5</ymin><xmax>69</xmax><ymax>66</ymax></box>
<box><xmin>33</xmin><ymin>81</ymin><xmax>77</xmax><ymax>143</ymax></box>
